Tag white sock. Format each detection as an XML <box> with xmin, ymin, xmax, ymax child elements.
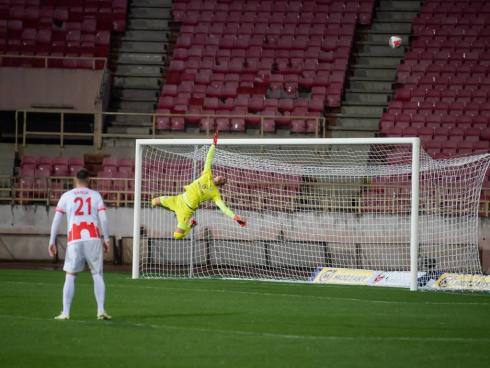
<box><xmin>92</xmin><ymin>273</ymin><xmax>106</xmax><ymax>314</ymax></box>
<box><xmin>62</xmin><ymin>274</ymin><xmax>76</xmax><ymax>316</ymax></box>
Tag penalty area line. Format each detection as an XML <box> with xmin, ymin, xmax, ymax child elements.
<box><xmin>0</xmin><ymin>314</ymin><xmax>488</xmax><ymax>344</ymax></box>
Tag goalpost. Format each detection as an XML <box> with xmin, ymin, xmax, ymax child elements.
<box><xmin>132</xmin><ymin>138</ymin><xmax>490</xmax><ymax>291</ymax></box>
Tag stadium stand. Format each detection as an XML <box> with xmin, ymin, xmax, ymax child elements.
<box><xmin>0</xmin><ymin>0</ymin><xmax>128</xmax><ymax>68</ymax></box>
<box><xmin>155</xmin><ymin>0</ymin><xmax>375</xmax><ymax>133</ymax></box>
<box><xmin>381</xmin><ymin>0</ymin><xmax>490</xmax><ymax>158</ymax></box>
<box><xmin>11</xmin><ymin>151</ymin><xmax>490</xmax><ymax>217</ymax></box>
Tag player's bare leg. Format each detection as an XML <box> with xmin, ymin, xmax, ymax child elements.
<box><xmin>54</xmin><ymin>272</ymin><xmax>76</xmax><ymax>320</ymax></box>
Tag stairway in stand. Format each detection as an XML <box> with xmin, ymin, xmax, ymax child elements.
<box><xmin>330</xmin><ymin>0</ymin><xmax>422</xmax><ymax>137</ymax></box>
<box><xmin>107</xmin><ymin>0</ymin><xmax>174</xmax><ymax>135</ymax></box>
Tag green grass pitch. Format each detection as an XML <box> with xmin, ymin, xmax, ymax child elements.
<box><xmin>0</xmin><ymin>269</ymin><xmax>489</xmax><ymax>368</ymax></box>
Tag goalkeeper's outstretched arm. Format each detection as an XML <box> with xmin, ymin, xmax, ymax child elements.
<box><xmin>203</xmin><ymin>130</ymin><xmax>219</xmax><ymax>173</ymax></box>
<box><xmin>203</xmin><ymin>143</ymin><xmax>216</xmax><ymax>173</ymax></box>
<box><xmin>214</xmin><ymin>197</ymin><xmax>246</xmax><ymax>227</ymax></box>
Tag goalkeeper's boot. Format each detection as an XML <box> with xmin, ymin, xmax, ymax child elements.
<box><xmin>190</xmin><ymin>219</ymin><xmax>197</xmax><ymax>228</ymax></box>
<box><xmin>54</xmin><ymin>312</ymin><xmax>70</xmax><ymax>320</ymax></box>
<box><xmin>97</xmin><ymin>311</ymin><xmax>112</xmax><ymax>320</ymax></box>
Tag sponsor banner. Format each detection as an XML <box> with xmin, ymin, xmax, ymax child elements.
<box><xmin>431</xmin><ymin>273</ymin><xmax>490</xmax><ymax>291</ymax></box>
<box><xmin>311</xmin><ymin>268</ymin><xmax>427</xmax><ymax>288</ymax></box>
<box><xmin>311</xmin><ymin>267</ymin><xmax>376</xmax><ymax>285</ymax></box>
<box><xmin>371</xmin><ymin>271</ymin><xmax>427</xmax><ymax>288</ymax></box>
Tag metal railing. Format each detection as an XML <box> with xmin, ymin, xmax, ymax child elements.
<box><xmin>14</xmin><ymin>109</ymin><xmax>327</xmax><ymax>150</ymax></box>
<box><xmin>0</xmin><ymin>54</ymin><xmax>107</xmax><ymax>70</ymax></box>
<box><xmin>3</xmin><ymin>175</ymin><xmax>489</xmax><ymax>217</ymax></box>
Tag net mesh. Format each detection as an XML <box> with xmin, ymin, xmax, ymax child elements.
<box><xmin>137</xmin><ymin>142</ymin><xmax>490</xmax><ymax>284</ymax></box>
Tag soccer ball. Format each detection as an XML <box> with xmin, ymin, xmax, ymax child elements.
<box><xmin>389</xmin><ymin>36</ymin><xmax>402</xmax><ymax>48</ymax></box>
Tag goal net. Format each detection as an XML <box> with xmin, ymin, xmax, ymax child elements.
<box><xmin>132</xmin><ymin>138</ymin><xmax>490</xmax><ymax>290</ymax></box>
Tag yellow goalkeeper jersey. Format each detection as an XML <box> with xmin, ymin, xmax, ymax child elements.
<box><xmin>181</xmin><ymin>144</ymin><xmax>235</xmax><ymax>218</ymax></box>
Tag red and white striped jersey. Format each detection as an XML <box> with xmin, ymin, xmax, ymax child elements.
<box><xmin>55</xmin><ymin>188</ymin><xmax>106</xmax><ymax>244</ymax></box>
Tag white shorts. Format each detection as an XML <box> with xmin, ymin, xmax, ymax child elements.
<box><xmin>63</xmin><ymin>239</ymin><xmax>103</xmax><ymax>274</ymax></box>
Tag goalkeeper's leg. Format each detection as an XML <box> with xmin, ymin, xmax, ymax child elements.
<box><xmin>174</xmin><ymin>210</ymin><xmax>197</xmax><ymax>239</ymax></box>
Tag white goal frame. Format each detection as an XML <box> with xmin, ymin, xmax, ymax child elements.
<box><xmin>132</xmin><ymin>137</ymin><xmax>421</xmax><ymax>291</ymax></box>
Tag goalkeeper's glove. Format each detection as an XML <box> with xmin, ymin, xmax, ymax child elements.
<box><xmin>213</xmin><ymin>129</ymin><xmax>219</xmax><ymax>145</ymax></box>
<box><xmin>233</xmin><ymin>214</ymin><xmax>246</xmax><ymax>227</ymax></box>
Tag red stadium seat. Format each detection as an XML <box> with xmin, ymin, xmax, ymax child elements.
<box><xmin>53</xmin><ymin>164</ymin><xmax>69</xmax><ymax>177</ymax></box>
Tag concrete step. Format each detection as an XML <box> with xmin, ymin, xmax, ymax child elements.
<box><xmin>335</xmin><ymin>116</ymin><xmax>380</xmax><ymax>130</ymax></box>
<box><xmin>344</xmin><ymin>91</ymin><xmax>389</xmax><ymax>104</ymax></box>
<box><xmin>127</xmin><ymin>19</ymin><xmax>171</xmax><ymax>31</ymax></box>
<box><xmin>121</xmin><ymin>30</ymin><xmax>169</xmax><ymax>42</ymax></box>
<box><xmin>354</xmin><ymin>45</ymin><xmax>407</xmax><ymax>58</ymax></box>
<box><xmin>362</xmin><ymin>33</ymin><xmax>410</xmax><ymax>44</ymax></box>
<box><xmin>113</xmin><ymin>76</ymin><xmax>161</xmax><ymax>89</ymax></box>
<box><xmin>357</xmin><ymin>43</ymin><xmax>406</xmax><ymax>56</ymax></box>
<box><xmin>371</xmin><ymin>22</ymin><xmax>412</xmax><ymax>33</ymax></box>
<box><xmin>330</xmin><ymin>129</ymin><xmax>377</xmax><ymax>138</ymax></box>
<box><xmin>110</xmin><ymin>114</ymin><xmax>153</xmax><ymax>126</ymax></box>
<box><xmin>348</xmin><ymin>80</ymin><xmax>393</xmax><ymax>92</ymax></box>
<box><xmin>111</xmin><ymin>101</ymin><xmax>155</xmax><ymax>113</ymax></box>
<box><xmin>351</xmin><ymin>67</ymin><xmax>397</xmax><ymax>79</ymax></box>
<box><xmin>117</xmin><ymin>41</ymin><xmax>168</xmax><ymax>53</ymax></box>
<box><xmin>378</xmin><ymin>0</ymin><xmax>421</xmax><ymax>11</ymax></box>
<box><xmin>112</xmin><ymin>89</ymin><xmax>158</xmax><ymax>101</ymax></box>
<box><xmin>341</xmin><ymin>104</ymin><xmax>385</xmax><ymax>115</ymax></box>
<box><xmin>354</xmin><ymin>56</ymin><xmax>401</xmax><ymax>67</ymax></box>
<box><xmin>130</xmin><ymin>7</ymin><xmax>171</xmax><ymax>19</ymax></box>
<box><xmin>375</xmin><ymin>10</ymin><xmax>418</xmax><ymax>21</ymax></box>
<box><xmin>131</xmin><ymin>0</ymin><xmax>173</xmax><ymax>7</ymax></box>
<box><xmin>113</xmin><ymin>53</ymin><xmax>165</xmax><ymax>65</ymax></box>
<box><xmin>107</xmin><ymin>126</ymin><xmax>152</xmax><ymax>135</ymax></box>
<box><xmin>0</xmin><ymin>143</ymin><xmax>15</xmax><ymax>176</ymax></box>
<box><xmin>114</xmin><ymin>64</ymin><xmax>162</xmax><ymax>77</ymax></box>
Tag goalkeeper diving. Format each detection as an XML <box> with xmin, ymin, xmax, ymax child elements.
<box><xmin>151</xmin><ymin>131</ymin><xmax>247</xmax><ymax>239</ymax></box>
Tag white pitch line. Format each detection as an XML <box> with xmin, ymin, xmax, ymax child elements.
<box><xmin>1</xmin><ymin>280</ymin><xmax>490</xmax><ymax>306</ymax></box>
<box><xmin>0</xmin><ymin>314</ymin><xmax>488</xmax><ymax>344</ymax></box>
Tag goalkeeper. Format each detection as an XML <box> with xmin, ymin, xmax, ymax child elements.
<box><xmin>151</xmin><ymin>131</ymin><xmax>246</xmax><ymax>239</ymax></box>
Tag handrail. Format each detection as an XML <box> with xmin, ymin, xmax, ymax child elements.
<box><xmin>0</xmin><ymin>54</ymin><xmax>107</xmax><ymax>70</ymax></box>
<box><xmin>2</xmin><ymin>175</ymin><xmax>489</xmax><ymax>216</ymax></box>
<box><xmin>15</xmin><ymin>109</ymin><xmax>328</xmax><ymax>149</ymax></box>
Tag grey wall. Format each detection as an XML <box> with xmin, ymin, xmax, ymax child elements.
<box><xmin>0</xmin><ymin>68</ymin><xmax>105</xmax><ymax>111</ymax></box>
<box><xmin>0</xmin><ymin>205</ymin><xmax>488</xmax><ymax>272</ymax></box>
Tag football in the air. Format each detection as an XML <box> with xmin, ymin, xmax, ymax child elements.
<box><xmin>389</xmin><ymin>35</ymin><xmax>402</xmax><ymax>48</ymax></box>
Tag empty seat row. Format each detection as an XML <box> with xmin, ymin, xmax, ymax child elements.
<box><xmin>386</xmin><ymin>101</ymin><xmax>490</xmax><ymax>117</ymax></box>
<box><xmin>395</xmin><ymin>87</ymin><xmax>490</xmax><ymax>103</ymax></box>
<box><xmin>381</xmin><ymin>125</ymin><xmax>490</xmax><ymax>141</ymax></box>
<box><xmin>176</xmin><ymin>29</ymin><xmax>355</xmax><ymax>48</ymax></box>
<box><xmin>172</xmin><ymin>0</ymin><xmax>374</xmax><ymax>25</ymax></box>
<box><xmin>381</xmin><ymin>113</ymin><xmax>490</xmax><ymax>129</ymax></box>
<box><xmin>0</xmin><ymin>1</ymin><xmax>127</xmax><ymax>32</ymax></box>
<box><xmin>99</xmin><ymin>157</ymin><xmax>134</xmax><ymax>178</ymax></box>
<box><xmin>174</xmin><ymin>37</ymin><xmax>353</xmax><ymax>55</ymax></box>
<box><xmin>20</xmin><ymin>155</ymin><xmax>85</xmax><ymax>177</ymax></box>
<box><xmin>155</xmin><ymin>109</ymin><xmax>322</xmax><ymax>132</ymax></box>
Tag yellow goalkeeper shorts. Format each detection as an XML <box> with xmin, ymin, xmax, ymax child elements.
<box><xmin>160</xmin><ymin>195</ymin><xmax>194</xmax><ymax>232</ymax></box>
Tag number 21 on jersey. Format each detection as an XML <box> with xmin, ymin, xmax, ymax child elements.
<box><xmin>74</xmin><ymin>197</ymin><xmax>92</xmax><ymax>216</ymax></box>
